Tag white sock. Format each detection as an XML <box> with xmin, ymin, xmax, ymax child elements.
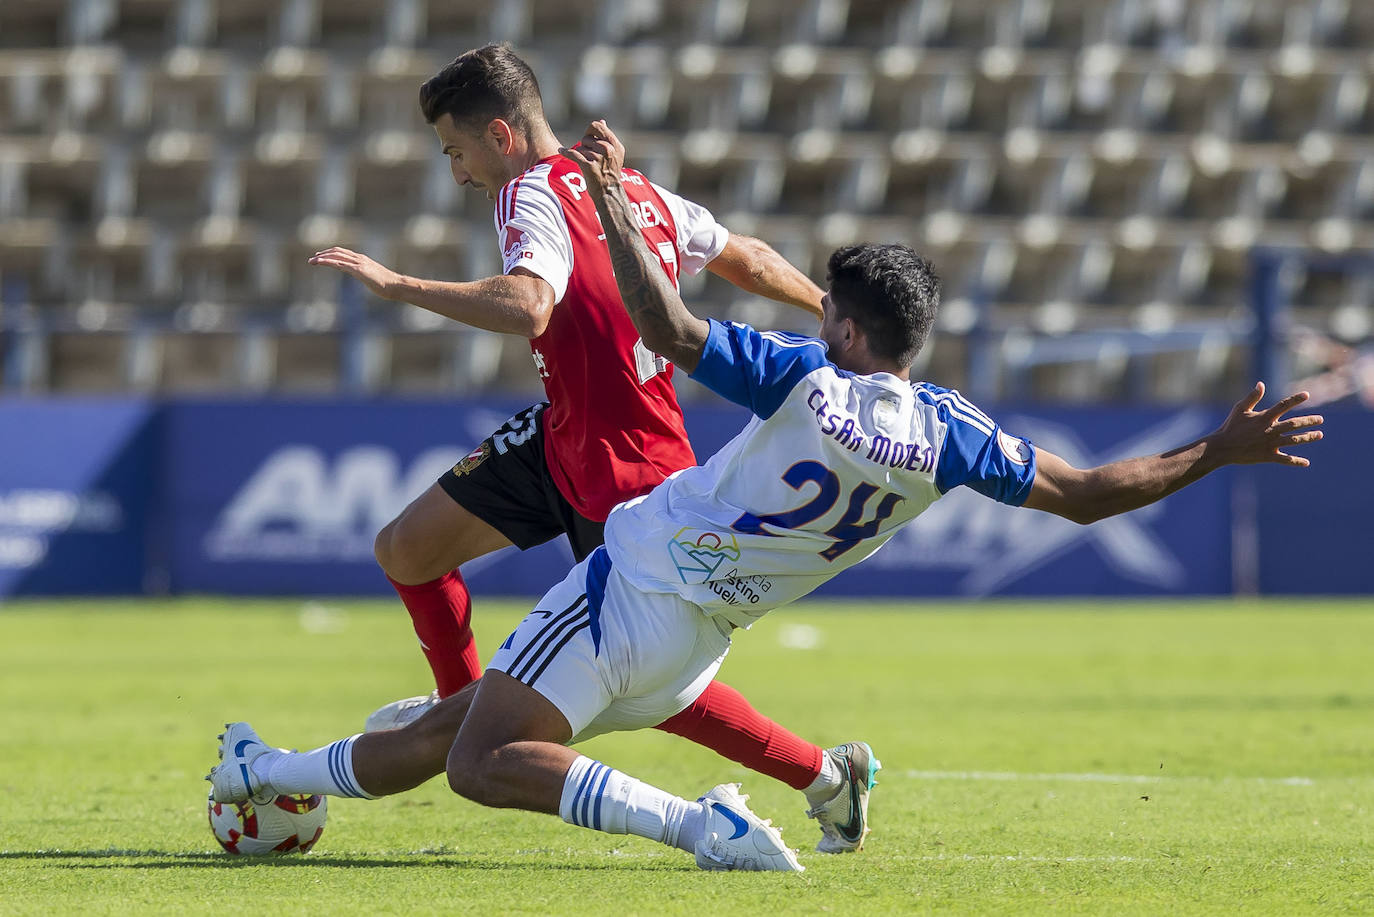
<box><xmin>804</xmin><ymin>751</ymin><xmax>844</xmax><ymax>805</ymax></box>
<box><xmin>254</xmin><ymin>735</ymin><xmax>377</xmax><ymax>799</ymax></box>
<box><xmin>559</xmin><ymin>755</ymin><xmax>706</xmax><ymax>854</ymax></box>
<box><xmin>670</xmin><ymin>802</ymin><xmax>708</xmax><ymax>853</ymax></box>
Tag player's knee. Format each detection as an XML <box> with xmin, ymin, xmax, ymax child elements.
<box><xmin>374</xmin><ymin>516</ymin><xmax>432</xmax><ymax>584</ymax></box>
<box><xmin>445</xmin><ymin>741</ymin><xmax>495</xmax><ymax>804</ymax></box>
<box><xmin>372</xmin><ymin>518</ymin><xmax>402</xmax><ymax>575</ymax></box>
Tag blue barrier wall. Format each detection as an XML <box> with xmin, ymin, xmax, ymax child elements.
<box><xmin>162</xmin><ymin>398</ymin><xmax>571</xmax><ymax>597</ymax></box>
<box><xmin>1252</xmin><ymin>408</ymin><xmax>1374</xmax><ymax>595</ymax></box>
<box><xmin>2</xmin><ymin>397</ymin><xmax>1368</xmax><ymax>597</ymax></box>
<box><xmin>0</xmin><ymin>399</ymin><xmax>159</xmax><ymax>595</ymax></box>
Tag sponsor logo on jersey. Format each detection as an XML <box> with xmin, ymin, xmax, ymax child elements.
<box><xmin>451</xmin><ymin>443</ymin><xmax>491</xmax><ymax>477</ymax></box>
<box><xmin>502</xmin><ymin>225</ymin><xmax>530</xmax><ymax>259</ymax></box>
<box><xmin>668</xmin><ymin>528</ymin><xmax>741</xmax><ymax>584</ymax></box>
<box><xmin>629</xmin><ymin>199</ymin><xmax>667</xmax><ymax>230</ymax></box>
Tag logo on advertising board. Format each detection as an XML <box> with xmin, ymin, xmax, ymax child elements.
<box><xmin>0</xmin><ymin>489</ymin><xmax>124</xmax><ymax>569</ymax></box>
<box><xmin>864</xmin><ymin>412</ymin><xmax>1209</xmax><ymax>595</ymax></box>
<box><xmin>204</xmin><ymin>446</ymin><xmax>464</xmax><ymax>563</ymax></box>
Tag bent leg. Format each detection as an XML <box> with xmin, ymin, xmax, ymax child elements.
<box><xmin>375</xmin><ymin>403</ymin><xmax>563</xmax><ymax>699</ymax></box>
<box><xmin>655</xmin><ymin>680</ymin><xmax>825</xmax><ymax>791</ymax></box>
<box><xmin>446</xmin><ymin>670</ymin><xmax>577</xmax><ymax>813</ymax></box>
<box><xmin>445</xmin><ymin>560</ymin><xmax>800</xmax><ymax>868</ymax></box>
<box><xmin>446</xmin><ymin>671</ymin><xmax>711</xmax><ymax>860</ymax></box>
<box><xmin>351</xmin><ymin>682</ymin><xmax>480</xmax><ymax>795</ymax></box>
<box><xmin>254</xmin><ymin>683</ymin><xmax>482</xmax><ymax>800</ymax></box>
<box><xmin>447</xmin><ymin>555</ymin><xmax>619</xmax><ymax>811</ymax></box>
<box><xmin>375</xmin><ymin>483</ymin><xmax>511</xmax><ymax>585</ymax></box>
<box><xmin>374</xmin><ymin>483</ymin><xmax>511</xmax><ymax>696</ymax></box>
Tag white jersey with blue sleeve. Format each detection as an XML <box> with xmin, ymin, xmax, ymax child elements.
<box><xmin>602</xmin><ymin>319</ymin><xmax>1037</xmax><ymax>629</ymax></box>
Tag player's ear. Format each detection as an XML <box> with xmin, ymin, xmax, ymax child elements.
<box><xmin>842</xmin><ymin>316</ymin><xmax>859</xmax><ymax>350</ymax></box>
<box><xmin>486</xmin><ymin>118</ymin><xmax>516</xmax><ymax>154</ymax></box>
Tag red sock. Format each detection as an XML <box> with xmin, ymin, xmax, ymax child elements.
<box><xmin>654</xmin><ymin>680</ymin><xmax>823</xmax><ymax>790</ymax></box>
<box><xmin>386</xmin><ymin>570</ymin><xmax>481</xmax><ymax>698</ymax></box>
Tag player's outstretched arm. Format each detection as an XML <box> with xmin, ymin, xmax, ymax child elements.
<box><xmin>560</xmin><ymin>121</ymin><xmax>710</xmax><ymax>372</ymax></box>
<box><xmin>706</xmin><ymin>233</ymin><xmax>825</xmax><ymax>321</ymax></box>
<box><xmin>1023</xmin><ymin>382</ymin><xmax>1324</xmax><ymax>525</ymax></box>
<box><xmin>308</xmin><ymin>246</ymin><xmax>556</xmax><ymax>338</ymax></box>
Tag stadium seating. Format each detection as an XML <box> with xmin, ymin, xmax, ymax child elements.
<box><xmin>0</xmin><ymin>0</ymin><xmax>1369</xmax><ymax>397</ymax></box>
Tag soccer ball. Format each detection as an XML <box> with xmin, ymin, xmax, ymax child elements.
<box><xmin>207</xmin><ymin>792</ymin><xmax>327</xmax><ymax>855</ymax></box>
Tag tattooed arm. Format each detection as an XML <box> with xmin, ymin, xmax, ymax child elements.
<box><xmin>560</xmin><ymin>121</ymin><xmax>710</xmax><ymax>372</ymax></box>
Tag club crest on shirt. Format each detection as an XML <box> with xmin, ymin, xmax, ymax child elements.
<box><xmin>667</xmin><ymin>528</ymin><xmax>742</xmax><ymax>585</ymax></box>
<box><xmin>451</xmin><ymin>443</ymin><xmax>491</xmax><ymax>477</ymax></box>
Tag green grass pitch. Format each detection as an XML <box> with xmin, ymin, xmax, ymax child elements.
<box><xmin>2</xmin><ymin>598</ymin><xmax>1371</xmax><ymax>915</ymax></box>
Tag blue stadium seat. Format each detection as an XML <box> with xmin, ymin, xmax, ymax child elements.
<box><xmin>1</xmin><ymin>0</ymin><xmax>1368</xmax><ymax>396</ymax></box>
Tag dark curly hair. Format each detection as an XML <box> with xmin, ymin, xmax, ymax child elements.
<box><xmin>826</xmin><ymin>243</ymin><xmax>941</xmax><ymax>368</ymax></box>
<box><xmin>418</xmin><ymin>43</ymin><xmax>546</xmax><ymax>134</ymax></box>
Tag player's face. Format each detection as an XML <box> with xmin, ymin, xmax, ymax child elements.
<box><xmin>817</xmin><ymin>293</ymin><xmax>851</xmax><ymax>365</ymax></box>
<box><xmin>433</xmin><ymin>114</ymin><xmax>510</xmax><ymax>201</ymax></box>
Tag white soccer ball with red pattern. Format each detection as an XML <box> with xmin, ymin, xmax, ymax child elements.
<box><xmin>207</xmin><ymin>792</ymin><xmax>327</xmax><ymax>855</ymax></box>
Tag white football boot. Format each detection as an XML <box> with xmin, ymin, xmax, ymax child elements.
<box><xmin>806</xmin><ymin>741</ymin><xmax>881</xmax><ymax>853</ymax></box>
<box><xmin>693</xmin><ymin>783</ymin><xmax>804</xmax><ymax>873</ymax></box>
<box><xmin>208</xmin><ymin>721</ymin><xmax>277</xmax><ymax>805</ymax></box>
<box><xmin>363</xmin><ymin>690</ymin><xmax>439</xmax><ymax>732</ymax></box>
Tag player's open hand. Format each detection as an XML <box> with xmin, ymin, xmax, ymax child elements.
<box><xmin>1209</xmin><ymin>382</ymin><xmax>1324</xmax><ymax>467</ymax></box>
<box><xmin>559</xmin><ymin>120</ymin><xmax>626</xmax><ymax>199</ymax></box>
<box><xmin>308</xmin><ymin>247</ymin><xmax>403</xmax><ymax>300</ymax></box>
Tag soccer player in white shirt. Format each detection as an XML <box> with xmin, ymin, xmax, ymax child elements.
<box><xmin>212</xmin><ymin>122</ymin><xmax>1324</xmax><ymax>872</ymax></box>
<box><xmin>308</xmin><ymin>48</ymin><xmax>865</xmax><ymax>844</ymax></box>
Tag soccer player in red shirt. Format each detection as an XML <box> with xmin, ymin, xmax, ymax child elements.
<box><xmin>308</xmin><ymin>44</ymin><xmax>872</xmax><ymax>851</ymax></box>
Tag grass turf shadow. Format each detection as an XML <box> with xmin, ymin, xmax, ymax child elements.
<box><xmin>0</xmin><ymin>849</ymin><xmax>691</xmax><ymax>872</ymax></box>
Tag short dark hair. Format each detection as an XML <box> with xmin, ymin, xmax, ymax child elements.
<box><xmin>418</xmin><ymin>43</ymin><xmax>545</xmax><ymax>134</ymax></box>
<box><xmin>826</xmin><ymin>243</ymin><xmax>941</xmax><ymax>367</ymax></box>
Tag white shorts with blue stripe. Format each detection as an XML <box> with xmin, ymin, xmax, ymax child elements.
<box><xmin>488</xmin><ymin>546</ymin><xmax>733</xmax><ymax>744</ymax></box>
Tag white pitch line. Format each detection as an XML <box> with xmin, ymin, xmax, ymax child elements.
<box><xmin>901</xmin><ymin>854</ymin><xmax>1150</xmax><ymax>864</ymax></box>
<box><xmin>901</xmin><ymin>770</ymin><xmax>1315</xmax><ymax>786</ymax></box>
<box><xmin>403</xmin><ymin>850</ymin><xmax>1153</xmax><ymax>865</ymax></box>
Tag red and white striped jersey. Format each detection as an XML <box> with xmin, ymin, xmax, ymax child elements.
<box><xmin>493</xmin><ymin>153</ymin><xmax>729</xmax><ymax>521</ymax></box>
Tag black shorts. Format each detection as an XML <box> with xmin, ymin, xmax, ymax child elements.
<box><xmin>437</xmin><ymin>403</ymin><xmax>606</xmax><ymax>561</ymax></box>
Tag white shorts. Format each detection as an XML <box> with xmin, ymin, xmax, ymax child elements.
<box><xmin>488</xmin><ymin>547</ymin><xmax>733</xmax><ymax>744</ymax></box>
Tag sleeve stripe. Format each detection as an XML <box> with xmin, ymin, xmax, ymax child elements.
<box><xmin>934</xmin><ymin>393</ymin><xmax>995</xmax><ymax>436</ymax></box>
<box><xmin>507</xmin><ymin>175</ymin><xmax>524</xmax><ymax>220</ymax></box>
<box><xmin>944</xmin><ymin>388</ymin><xmax>996</xmax><ymax>429</ymax></box>
<box><xmin>755</xmin><ymin>329</ymin><xmax>827</xmax><ymax>352</ymax></box>
<box><xmin>944</xmin><ymin>404</ymin><xmax>995</xmax><ymax>436</ymax></box>
<box><xmin>915</xmin><ymin>384</ymin><xmax>997</xmax><ymax>436</ymax></box>
<box><xmin>497</xmin><ymin>176</ymin><xmax>515</xmax><ymax>223</ymax></box>
<box><xmin>499</xmin><ymin>175</ymin><xmax>526</xmax><ymax>225</ymax></box>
